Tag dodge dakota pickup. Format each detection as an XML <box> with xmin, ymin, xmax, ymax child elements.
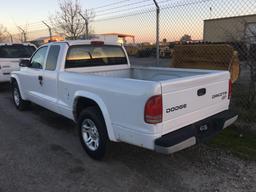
<box><xmin>11</xmin><ymin>40</ymin><xmax>238</xmax><ymax>160</ymax></box>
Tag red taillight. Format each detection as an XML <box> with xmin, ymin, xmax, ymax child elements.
<box><xmin>91</xmin><ymin>41</ymin><xmax>104</xmax><ymax>46</ymax></box>
<box><xmin>228</xmin><ymin>79</ymin><xmax>232</xmax><ymax>99</ymax></box>
<box><xmin>144</xmin><ymin>95</ymin><xmax>163</xmax><ymax>124</ymax></box>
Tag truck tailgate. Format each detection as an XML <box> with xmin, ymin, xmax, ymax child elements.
<box><xmin>161</xmin><ymin>71</ymin><xmax>230</xmax><ymax>134</ymax></box>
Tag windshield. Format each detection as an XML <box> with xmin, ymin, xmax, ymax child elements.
<box><xmin>0</xmin><ymin>45</ymin><xmax>36</xmax><ymax>58</ymax></box>
<box><xmin>65</xmin><ymin>45</ymin><xmax>128</xmax><ymax>68</ymax></box>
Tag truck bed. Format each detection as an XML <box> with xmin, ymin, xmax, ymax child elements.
<box><xmin>65</xmin><ymin>65</ymin><xmax>230</xmax><ymax>142</ymax></box>
<box><xmin>85</xmin><ymin>66</ymin><xmax>230</xmax><ymax>135</ymax></box>
<box><xmin>88</xmin><ymin>67</ymin><xmax>216</xmax><ymax>82</ymax></box>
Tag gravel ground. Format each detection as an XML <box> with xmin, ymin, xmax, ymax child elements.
<box><xmin>0</xmin><ymin>83</ymin><xmax>255</xmax><ymax>192</ymax></box>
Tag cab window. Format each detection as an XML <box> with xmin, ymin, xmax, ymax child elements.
<box><xmin>65</xmin><ymin>45</ymin><xmax>127</xmax><ymax>69</ymax></box>
<box><xmin>30</xmin><ymin>46</ymin><xmax>48</xmax><ymax>69</ymax></box>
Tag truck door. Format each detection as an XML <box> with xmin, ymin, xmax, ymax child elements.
<box><xmin>20</xmin><ymin>46</ymin><xmax>48</xmax><ymax>105</ymax></box>
<box><xmin>41</xmin><ymin>44</ymin><xmax>61</xmax><ymax>112</ymax></box>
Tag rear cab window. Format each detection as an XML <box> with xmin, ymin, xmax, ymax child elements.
<box><xmin>65</xmin><ymin>45</ymin><xmax>127</xmax><ymax>69</ymax></box>
<box><xmin>0</xmin><ymin>44</ymin><xmax>36</xmax><ymax>58</ymax></box>
<box><xmin>45</xmin><ymin>45</ymin><xmax>61</xmax><ymax>71</ymax></box>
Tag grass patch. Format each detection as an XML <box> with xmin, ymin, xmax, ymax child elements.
<box><xmin>209</xmin><ymin>126</ymin><xmax>256</xmax><ymax>161</ymax></box>
<box><xmin>231</xmin><ymin>83</ymin><xmax>256</xmax><ymax>123</ymax></box>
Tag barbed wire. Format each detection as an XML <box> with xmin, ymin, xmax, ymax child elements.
<box><xmin>95</xmin><ymin>3</ymin><xmax>155</xmax><ymax>18</ymax></box>
<box><xmin>94</xmin><ymin>0</ymin><xmax>151</xmax><ymax>14</ymax></box>
<box><xmin>94</xmin><ymin>0</ymin><xmax>214</xmax><ymax>21</ymax></box>
<box><xmin>87</xmin><ymin>0</ymin><xmax>134</xmax><ymax>11</ymax></box>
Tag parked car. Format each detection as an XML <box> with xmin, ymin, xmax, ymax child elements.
<box><xmin>11</xmin><ymin>40</ymin><xmax>238</xmax><ymax>160</ymax></box>
<box><xmin>0</xmin><ymin>43</ymin><xmax>36</xmax><ymax>83</ymax></box>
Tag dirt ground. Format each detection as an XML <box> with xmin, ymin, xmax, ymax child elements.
<box><xmin>0</xmin><ymin>83</ymin><xmax>255</xmax><ymax>192</ymax></box>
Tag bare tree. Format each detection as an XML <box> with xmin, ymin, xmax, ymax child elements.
<box><xmin>50</xmin><ymin>0</ymin><xmax>94</xmax><ymax>40</ymax></box>
<box><xmin>0</xmin><ymin>25</ymin><xmax>7</xmax><ymax>43</ymax></box>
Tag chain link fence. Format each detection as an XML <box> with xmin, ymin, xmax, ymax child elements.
<box><xmin>9</xmin><ymin>0</ymin><xmax>256</xmax><ymax>133</ymax></box>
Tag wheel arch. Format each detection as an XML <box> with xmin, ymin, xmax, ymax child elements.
<box><xmin>73</xmin><ymin>91</ymin><xmax>117</xmax><ymax>142</ymax></box>
<box><xmin>10</xmin><ymin>74</ymin><xmax>26</xmax><ymax>100</ymax></box>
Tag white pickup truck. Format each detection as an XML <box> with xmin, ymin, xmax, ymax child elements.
<box><xmin>11</xmin><ymin>40</ymin><xmax>238</xmax><ymax>160</ymax></box>
<box><xmin>0</xmin><ymin>43</ymin><xmax>36</xmax><ymax>82</ymax></box>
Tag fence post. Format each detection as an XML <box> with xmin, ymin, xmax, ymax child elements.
<box><xmin>17</xmin><ymin>26</ymin><xmax>27</xmax><ymax>42</ymax></box>
<box><xmin>153</xmin><ymin>0</ymin><xmax>160</xmax><ymax>66</ymax></box>
<box><xmin>42</xmin><ymin>21</ymin><xmax>52</xmax><ymax>42</ymax></box>
<box><xmin>79</xmin><ymin>12</ymin><xmax>89</xmax><ymax>39</ymax></box>
<box><xmin>7</xmin><ymin>32</ymin><xmax>13</xmax><ymax>43</ymax></box>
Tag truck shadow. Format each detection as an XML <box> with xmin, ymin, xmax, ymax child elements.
<box><xmin>104</xmin><ymin>142</ymin><xmax>202</xmax><ymax>191</ymax></box>
<box><xmin>0</xmin><ymin>83</ymin><xmax>11</xmax><ymax>93</ymax></box>
<box><xmin>31</xmin><ymin>104</ymin><xmax>76</xmax><ymax>134</ymax></box>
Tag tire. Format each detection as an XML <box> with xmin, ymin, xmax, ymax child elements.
<box><xmin>12</xmin><ymin>81</ymin><xmax>29</xmax><ymax>111</ymax></box>
<box><xmin>78</xmin><ymin>107</ymin><xmax>109</xmax><ymax>160</ymax></box>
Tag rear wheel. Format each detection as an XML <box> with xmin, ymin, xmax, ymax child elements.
<box><xmin>12</xmin><ymin>81</ymin><xmax>29</xmax><ymax>111</ymax></box>
<box><xmin>78</xmin><ymin>107</ymin><xmax>109</xmax><ymax>160</ymax></box>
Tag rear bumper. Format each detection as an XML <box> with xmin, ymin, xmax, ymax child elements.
<box><xmin>155</xmin><ymin>110</ymin><xmax>238</xmax><ymax>154</ymax></box>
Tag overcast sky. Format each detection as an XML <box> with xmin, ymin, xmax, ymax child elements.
<box><xmin>0</xmin><ymin>0</ymin><xmax>107</xmax><ymax>32</ymax></box>
<box><xmin>1</xmin><ymin>0</ymin><xmax>255</xmax><ymax>42</ymax></box>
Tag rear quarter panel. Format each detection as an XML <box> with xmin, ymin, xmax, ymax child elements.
<box><xmin>57</xmin><ymin>72</ymin><xmax>162</xmax><ymax>143</ymax></box>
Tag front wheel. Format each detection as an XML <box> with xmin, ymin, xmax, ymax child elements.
<box><xmin>12</xmin><ymin>81</ymin><xmax>29</xmax><ymax>111</ymax></box>
<box><xmin>78</xmin><ymin>107</ymin><xmax>109</xmax><ymax>160</ymax></box>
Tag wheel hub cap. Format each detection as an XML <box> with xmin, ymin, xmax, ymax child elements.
<box><xmin>81</xmin><ymin>119</ymin><xmax>99</xmax><ymax>151</ymax></box>
<box><xmin>13</xmin><ymin>88</ymin><xmax>20</xmax><ymax>106</ymax></box>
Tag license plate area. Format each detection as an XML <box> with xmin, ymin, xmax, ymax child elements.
<box><xmin>195</xmin><ymin>119</ymin><xmax>223</xmax><ymax>142</ymax></box>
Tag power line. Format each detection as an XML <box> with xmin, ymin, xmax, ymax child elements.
<box><xmin>95</xmin><ymin>0</ymin><xmax>180</xmax><ymax>18</ymax></box>
<box><xmin>94</xmin><ymin>0</ymin><xmax>215</xmax><ymax>22</ymax></box>
<box><xmin>96</xmin><ymin>2</ymin><xmax>155</xmax><ymax>17</ymax></box>
<box><xmin>88</xmin><ymin>0</ymin><xmax>133</xmax><ymax>10</ymax></box>
<box><xmin>161</xmin><ymin>0</ymin><xmax>213</xmax><ymax>10</ymax></box>
<box><xmin>95</xmin><ymin>0</ymin><xmax>151</xmax><ymax>14</ymax></box>
<box><xmin>93</xmin><ymin>0</ymin><xmax>185</xmax><ymax>14</ymax></box>
<box><xmin>94</xmin><ymin>7</ymin><xmax>155</xmax><ymax>22</ymax></box>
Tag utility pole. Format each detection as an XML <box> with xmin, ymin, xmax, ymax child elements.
<box><xmin>79</xmin><ymin>11</ymin><xmax>89</xmax><ymax>40</ymax></box>
<box><xmin>42</xmin><ymin>21</ymin><xmax>52</xmax><ymax>42</ymax></box>
<box><xmin>7</xmin><ymin>32</ymin><xmax>13</xmax><ymax>43</ymax></box>
<box><xmin>17</xmin><ymin>26</ymin><xmax>27</xmax><ymax>42</ymax></box>
<box><xmin>153</xmin><ymin>0</ymin><xmax>160</xmax><ymax>66</ymax></box>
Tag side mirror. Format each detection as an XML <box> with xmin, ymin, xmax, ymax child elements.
<box><xmin>19</xmin><ymin>59</ymin><xmax>30</xmax><ymax>67</ymax></box>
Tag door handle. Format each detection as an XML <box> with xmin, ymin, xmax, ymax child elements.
<box><xmin>38</xmin><ymin>75</ymin><xmax>43</xmax><ymax>86</ymax></box>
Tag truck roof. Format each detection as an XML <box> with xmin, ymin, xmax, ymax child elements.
<box><xmin>50</xmin><ymin>40</ymin><xmax>121</xmax><ymax>46</ymax></box>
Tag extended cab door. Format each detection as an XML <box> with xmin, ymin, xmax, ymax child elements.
<box><xmin>20</xmin><ymin>46</ymin><xmax>48</xmax><ymax>104</ymax></box>
<box><xmin>41</xmin><ymin>44</ymin><xmax>61</xmax><ymax>112</ymax></box>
